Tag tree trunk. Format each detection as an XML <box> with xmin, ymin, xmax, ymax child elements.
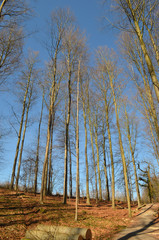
<box><xmin>147</xmin><ymin>165</ymin><xmax>153</xmax><ymax>203</ymax></box>
<box><xmin>47</xmin><ymin>114</ymin><xmax>54</xmax><ymax>195</ymax></box>
<box><xmin>40</xmin><ymin>106</ymin><xmax>52</xmax><ymax>203</ymax></box>
<box><xmin>69</xmin><ymin>138</ymin><xmax>72</xmax><ymax>198</ymax></box>
<box><xmin>34</xmin><ymin>91</ymin><xmax>44</xmax><ymax>194</ymax></box>
<box><xmin>102</xmin><ymin>123</ymin><xmax>110</xmax><ymax>201</ymax></box>
<box><xmin>40</xmin><ymin>48</ymin><xmax>58</xmax><ymax>203</ymax></box>
<box><xmin>124</xmin><ymin>106</ymin><xmax>141</xmax><ymax>208</ymax></box>
<box><xmin>81</xmin><ymin>83</ymin><xmax>90</xmax><ymax>205</ymax></box>
<box><xmin>94</xmin><ymin>114</ymin><xmax>102</xmax><ymax>201</ymax></box>
<box><xmin>88</xmin><ymin>112</ymin><xmax>98</xmax><ymax>203</ymax></box>
<box><xmin>104</xmin><ymin>98</ymin><xmax>115</xmax><ymax>208</ymax></box>
<box><xmin>110</xmin><ymin>79</ymin><xmax>132</xmax><ymax>217</ymax></box>
<box><xmin>63</xmin><ymin>66</ymin><xmax>72</xmax><ymax>204</ymax></box>
<box><xmin>75</xmin><ymin>60</ymin><xmax>80</xmax><ymax>221</ymax></box>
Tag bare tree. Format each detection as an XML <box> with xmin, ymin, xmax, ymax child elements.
<box><xmin>34</xmin><ymin>88</ymin><xmax>45</xmax><ymax>194</ymax></box>
<box><xmin>123</xmin><ymin>102</ymin><xmax>141</xmax><ymax>207</ymax></box>
<box><xmin>62</xmin><ymin>25</ymin><xmax>86</xmax><ymax>204</ymax></box>
<box><xmin>97</xmin><ymin>46</ymin><xmax>132</xmax><ymax>216</ymax></box>
<box><xmin>40</xmin><ymin>8</ymin><xmax>74</xmax><ymax>203</ymax></box>
<box><xmin>93</xmin><ymin>48</ymin><xmax>115</xmax><ymax>207</ymax></box>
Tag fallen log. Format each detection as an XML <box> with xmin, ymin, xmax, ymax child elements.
<box><xmin>24</xmin><ymin>225</ymin><xmax>92</xmax><ymax>240</ymax></box>
<box><xmin>25</xmin><ymin>230</ymin><xmax>83</xmax><ymax>240</ymax></box>
<box><xmin>36</xmin><ymin>225</ymin><xmax>92</xmax><ymax>239</ymax></box>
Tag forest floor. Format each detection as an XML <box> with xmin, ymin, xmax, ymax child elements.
<box><xmin>0</xmin><ymin>187</ymin><xmax>158</xmax><ymax>240</ymax></box>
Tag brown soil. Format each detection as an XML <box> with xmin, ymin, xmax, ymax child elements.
<box><xmin>0</xmin><ymin>188</ymin><xmax>142</xmax><ymax>240</ymax></box>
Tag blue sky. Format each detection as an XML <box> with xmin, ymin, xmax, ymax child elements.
<box><xmin>25</xmin><ymin>0</ymin><xmax>117</xmax><ymax>63</ymax></box>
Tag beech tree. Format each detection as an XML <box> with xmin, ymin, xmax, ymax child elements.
<box><xmin>34</xmin><ymin>88</ymin><xmax>45</xmax><ymax>194</ymax></box>
<box><xmin>40</xmin><ymin>8</ymin><xmax>74</xmax><ymax>203</ymax></box>
<box><xmin>96</xmin><ymin>46</ymin><xmax>132</xmax><ymax>216</ymax></box>
<box><xmin>122</xmin><ymin>102</ymin><xmax>141</xmax><ymax>207</ymax></box>
<box><xmin>93</xmin><ymin>48</ymin><xmax>115</xmax><ymax>207</ymax></box>
<box><xmin>62</xmin><ymin>25</ymin><xmax>87</xmax><ymax>204</ymax></box>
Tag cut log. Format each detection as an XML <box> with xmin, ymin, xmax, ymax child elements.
<box><xmin>24</xmin><ymin>225</ymin><xmax>92</xmax><ymax>240</ymax></box>
<box><xmin>36</xmin><ymin>225</ymin><xmax>92</xmax><ymax>239</ymax></box>
<box><xmin>25</xmin><ymin>229</ymin><xmax>83</xmax><ymax>240</ymax></box>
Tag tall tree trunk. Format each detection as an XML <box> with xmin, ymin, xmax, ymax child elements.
<box><xmin>124</xmin><ymin>106</ymin><xmax>141</xmax><ymax>208</ymax></box>
<box><xmin>69</xmin><ymin>138</ymin><xmax>72</xmax><ymax>198</ymax></box>
<box><xmin>88</xmin><ymin>110</ymin><xmax>98</xmax><ymax>203</ymax></box>
<box><xmin>102</xmin><ymin>122</ymin><xmax>110</xmax><ymax>201</ymax></box>
<box><xmin>15</xmin><ymin>82</ymin><xmax>33</xmax><ymax>191</ymax></box>
<box><xmin>40</xmin><ymin>48</ymin><xmax>58</xmax><ymax>203</ymax></box>
<box><xmin>81</xmin><ymin>83</ymin><xmax>90</xmax><ymax>205</ymax></box>
<box><xmin>104</xmin><ymin>99</ymin><xmax>115</xmax><ymax>208</ymax></box>
<box><xmin>40</xmin><ymin>107</ymin><xmax>52</xmax><ymax>203</ymax></box>
<box><xmin>47</xmin><ymin>113</ymin><xmax>54</xmax><ymax>195</ymax></box>
<box><xmin>44</xmin><ymin>153</ymin><xmax>49</xmax><ymax>196</ymax></box>
<box><xmin>110</xmin><ymin>79</ymin><xmax>132</xmax><ymax>217</ymax></box>
<box><xmin>147</xmin><ymin>165</ymin><xmax>153</xmax><ymax>203</ymax></box>
<box><xmin>10</xmin><ymin>65</ymin><xmax>33</xmax><ymax>190</ymax></box>
<box><xmin>75</xmin><ymin>60</ymin><xmax>80</xmax><ymax>221</ymax></box>
<box><xmin>63</xmin><ymin>66</ymin><xmax>72</xmax><ymax>204</ymax></box>
<box><xmin>34</xmin><ymin>91</ymin><xmax>44</xmax><ymax>194</ymax></box>
<box><xmin>94</xmin><ymin>114</ymin><xmax>102</xmax><ymax>201</ymax></box>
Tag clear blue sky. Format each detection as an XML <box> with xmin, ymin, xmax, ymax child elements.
<box><xmin>25</xmin><ymin>0</ymin><xmax>117</xmax><ymax>62</ymax></box>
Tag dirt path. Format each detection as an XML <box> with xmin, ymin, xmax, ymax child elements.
<box><xmin>112</xmin><ymin>204</ymin><xmax>159</xmax><ymax>240</ymax></box>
